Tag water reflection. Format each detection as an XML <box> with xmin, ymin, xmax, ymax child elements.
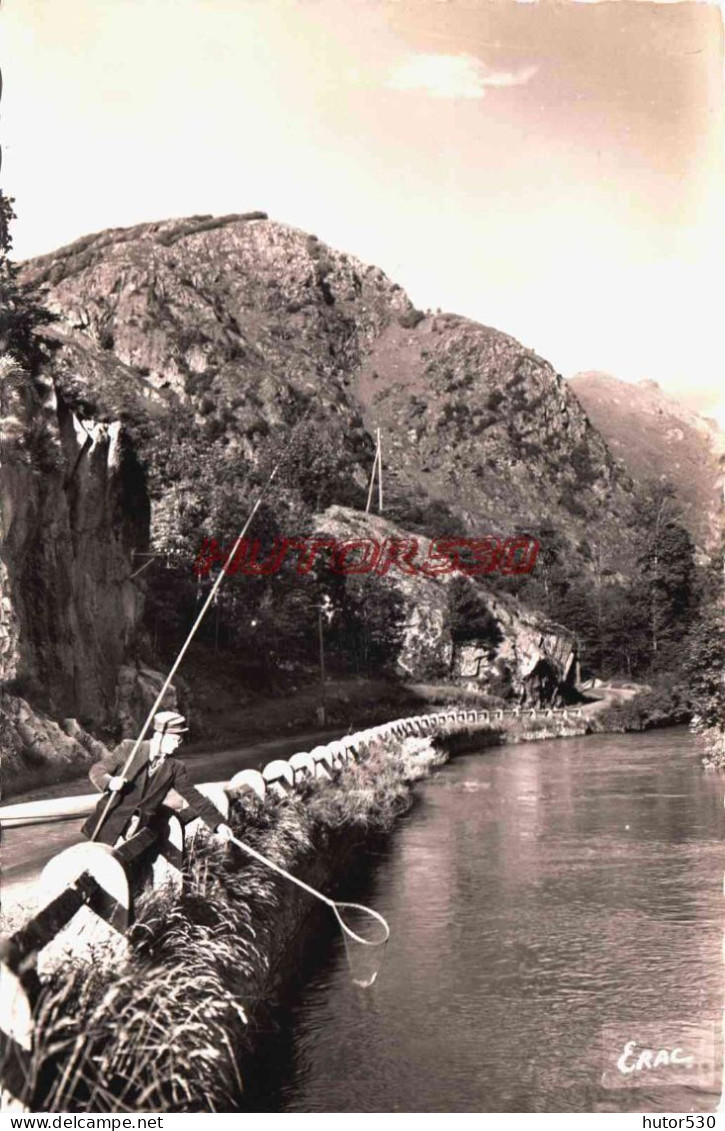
<box><xmin>250</xmin><ymin>728</ymin><xmax>723</xmax><ymax>1113</ymax></box>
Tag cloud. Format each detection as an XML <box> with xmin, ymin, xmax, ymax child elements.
<box><xmin>386</xmin><ymin>54</ymin><xmax>538</xmax><ymax>99</ymax></box>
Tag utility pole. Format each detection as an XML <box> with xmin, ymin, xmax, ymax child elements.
<box><xmin>317</xmin><ymin>594</ymin><xmax>334</xmax><ymax>726</ymax></box>
<box><xmin>318</xmin><ymin>605</ymin><xmax>326</xmax><ymax>726</ymax></box>
<box><xmin>365</xmin><ymin>428</ymin><xmax>383</xmax><ymax>514</ymax></box>
<box><xmin>377</xmin><ymin>426</ymin><xmax>383</xmax><ymax>513</ymax></box>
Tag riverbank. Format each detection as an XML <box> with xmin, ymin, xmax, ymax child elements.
<box><xmin>19</xmin><ymin>733</ymin><xmax>448</xmax><ymax>1111</ymax></box>
<box><xmin>0</xmin><ymin>703</ymin><xmax>590</xmax><ymax>944</ymax></box>
<box><xmin>7</xmin><ymin>707</ymin><xmax>650</xmax><ymax>1111</ymax></box>
<box><xmin>586</xmin><ymin>680</ymin><xmax>692</xmax><ymax>735</ymax></box>
<box><xmin>13</xmin><ymin>696</ymin><xmax>708</xmax><ymax>1114</ymax></box>
<box><xmin>441</xmin><ymin>711</ymin><xmax>589</xmax><ymax>755</ymax></box>
<box><xmin>8</xmin><ymin>695</ymin><xmax>711</xmax><ymax>1113</ymax></box>
<box><xmin>2</xmin><ymin>704</ymin><xmax>638</xmax><ymax>1113</ymax></box>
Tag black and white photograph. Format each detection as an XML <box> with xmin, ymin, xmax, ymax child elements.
<box><xmin>1</xmin><ymin>0</ymin><xmax>724</xmax><ymax>1117</ymax></box>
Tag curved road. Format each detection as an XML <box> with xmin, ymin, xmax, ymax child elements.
<box><xmin>2</xmin><ymin>687</ymin><xmax>638</xmax><ymax>928</ymax></box>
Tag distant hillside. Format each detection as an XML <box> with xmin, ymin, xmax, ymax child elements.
<box><xmin>569</xmin><ymin>371</ymin><xmax>724</xmax><ymax>548</ymax></box>
<box><xmin>21</xmin><ymin>214</ymin><xmax>639</xmax><ymax>578</ymax></box>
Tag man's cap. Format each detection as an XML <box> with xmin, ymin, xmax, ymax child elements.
<box><xmin>153</xmin><ymin>710</ymin><xmax>188</xmax><ymax>736</ymax></box>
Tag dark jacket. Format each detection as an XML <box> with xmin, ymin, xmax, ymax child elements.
<box><xmin>81</xmin><ymin>739</ymin><xmax>224</xmax><ymax>845</ymax></box>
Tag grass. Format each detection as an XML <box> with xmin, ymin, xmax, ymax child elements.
<box><xmin>20</xmin><ymin>736</ymin><xmax>445</xmax><ymax>1112</ymax></box>
<box><xmin>304</xmin><ymin>737</ymin><xmax>447</xmax><ymax>833</ymax></box>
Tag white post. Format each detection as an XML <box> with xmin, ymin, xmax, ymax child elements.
<box><xmin>365</xmin><ymin>433</ymin><xmax>381</xmax><ymax>515</ymax></box>
<box><xmin>377</xmin><ymin>427</ymin><xmax>383</xmax><ymax>513</ymax></box>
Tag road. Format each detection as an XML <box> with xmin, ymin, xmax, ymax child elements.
<box><xmin>0</xmin><ymin>724</ymin><xmax>344</xmax><ymax>926</ymax></box>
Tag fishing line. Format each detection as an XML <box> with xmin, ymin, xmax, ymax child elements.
<box><xmin>90</xmin><ymin>398</ymin><xmax>318</xmax><ymax>841</ymax></box>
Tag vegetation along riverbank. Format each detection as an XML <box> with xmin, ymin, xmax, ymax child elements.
<box><xmin>8</xmin><ymin>707</ymin><xmax>596</xmax><ymax>1114</ymax></box>
<box><xmin>15</xmin><ymin>733</ymin><xmax>446</xmax><ymax>1112</ymax></box>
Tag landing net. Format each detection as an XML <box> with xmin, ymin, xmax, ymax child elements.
<box><xmin>333</xmin><ymin>901</ymin><xmax>390</xmax><ymax>988</ymax></box>
<box><xmin>229</xmin><ymin>835</ymin><xmax>390</xmax><ymax>988</ymax></box>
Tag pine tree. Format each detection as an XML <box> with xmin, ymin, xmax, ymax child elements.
<box><xmin>631</xmin><ymin>479</ymin><xmax>696</xmax><ymax>668</ymax></box>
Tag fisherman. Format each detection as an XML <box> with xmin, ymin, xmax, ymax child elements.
<box><xmin>81</xmin><ymin>710</ymin><xmax>233</xmax><ymax>847</ymax></box>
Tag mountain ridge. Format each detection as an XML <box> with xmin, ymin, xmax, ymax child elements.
<box><xmin>20</xmin><ymin>213</ymin><xmax>640</xmax><ymax>578</ymax></box>
<box><xmin>569</xmin><ymin>370</ymin><xmax>724</xmax><ymax>548</ymax></box>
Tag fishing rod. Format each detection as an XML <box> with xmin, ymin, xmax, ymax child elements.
<box><xmin>89</xmin><ymin>400</ymin><xmax>316</xmax><ymax>842</ymax></box>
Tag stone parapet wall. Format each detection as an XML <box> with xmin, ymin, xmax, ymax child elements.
<box><xmin>0</xmin><ymin>703</ymin><xmax>585</xmax><ymax>1111</ymax></box>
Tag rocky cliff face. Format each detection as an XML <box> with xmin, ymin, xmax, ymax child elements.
<box><xmin>315</xmin><ymin>505</ymin><xmax>578</xmax><ymax>703</ymax></box>
<box><xmin>354</xmin><ymin>315</ymin><xmax>636</xmax><ymax>564</ymax></box>
<box><xmin>0</xmin><ymin>692</ymin><xmax>111</xmax><ymax>798</ymax></box>
<box><xmin>0</xmin><ymin>354</ymin><xmax>150</xmax><ymax>768</ymax></box>
<box><xmin>20</xmin><ymin>214</ymin><xmax>402</xmax><ymax>476</ymax></box>
<box><xmin>569</xmin><ymin>371</ymin><xmax>725</xmax><ymax>549</ymax></box>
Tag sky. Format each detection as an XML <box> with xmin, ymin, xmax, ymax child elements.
<box><xmin>2</xmin><ymin>0</ymin><xmax>724</xmax><ymax>423</ymax></box>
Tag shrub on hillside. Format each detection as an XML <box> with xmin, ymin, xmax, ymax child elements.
<box><xmin>570</xmin><ymin>441</ymin><xmax>600</xmax><ymax>486</ymax></box>
<box><xmin>398</xmin><ymin>308</ymin><xmax>425</xmax><ymax>329</ymax></box>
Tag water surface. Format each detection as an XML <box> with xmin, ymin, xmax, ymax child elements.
<box><xmin>254</xmin><ymin>729</ymin><xmax>724</xmax><ymax>1113</ymax></box>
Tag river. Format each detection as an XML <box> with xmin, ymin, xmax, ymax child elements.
<box><xmin>248</xmin><ymin>728</ymin><xmax>724</xmax><ymax>1113</ymax></box>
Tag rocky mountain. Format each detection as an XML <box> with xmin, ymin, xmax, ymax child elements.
<box><xmin>569</xmin><ymin>371</ymin><xmax>724</xmax><ymax>548</ymax></box>
<box><xmin>1</xmin><ymin>213</ymin><xmax>656</xmax><ymax>789</ymax></box>
<box><xmin>20</xmin><ymin>213</ymin><xmax>639</xmax><ymax>573</ymax></box>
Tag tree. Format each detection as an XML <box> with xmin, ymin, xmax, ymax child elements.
<box><xmin>631</xmin><ymin>480</ymin><xmax>696</xmax><ymax>668</ymax></box>
<box><xmin>446</xmin><ymin>576</ymin><xmax>503</xmax><ymax>647</ymax></box>
<box><xmin>329</xmin><ymin>574</ymin><xmax>406</xmax><ymax>677</ymax></box>
<box><xmin>260</xmin><ymin>406</ymin><xmax>369</xmax><ymax>514</ymax></box>
<box><xmin>683</xmin><ymin>534</ymin><xmax>725</xmax><ymax>766</ymax></box>
<box><xmin>0</xmin><ymin>192</ymin><xmax>54</xmax><ymax>370</ymax></box>
<box><xmin>597</xmin><ymin>582</ymin><xmax>650</xmax><ymax>678</ymax></box>
<box><xmin>684</xmin><ymin>601</ymin><xmax>725</xmax><ymax>766</ymax></box>
<box><xmin>508</xmin><ymin>520</ymin><xmax>574</xmax><ymax>614</ymax></box>
<box><xmin>555</xmin><ymin>578</ymin><xmax>600</xmax><ymax>669</ymax></box>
